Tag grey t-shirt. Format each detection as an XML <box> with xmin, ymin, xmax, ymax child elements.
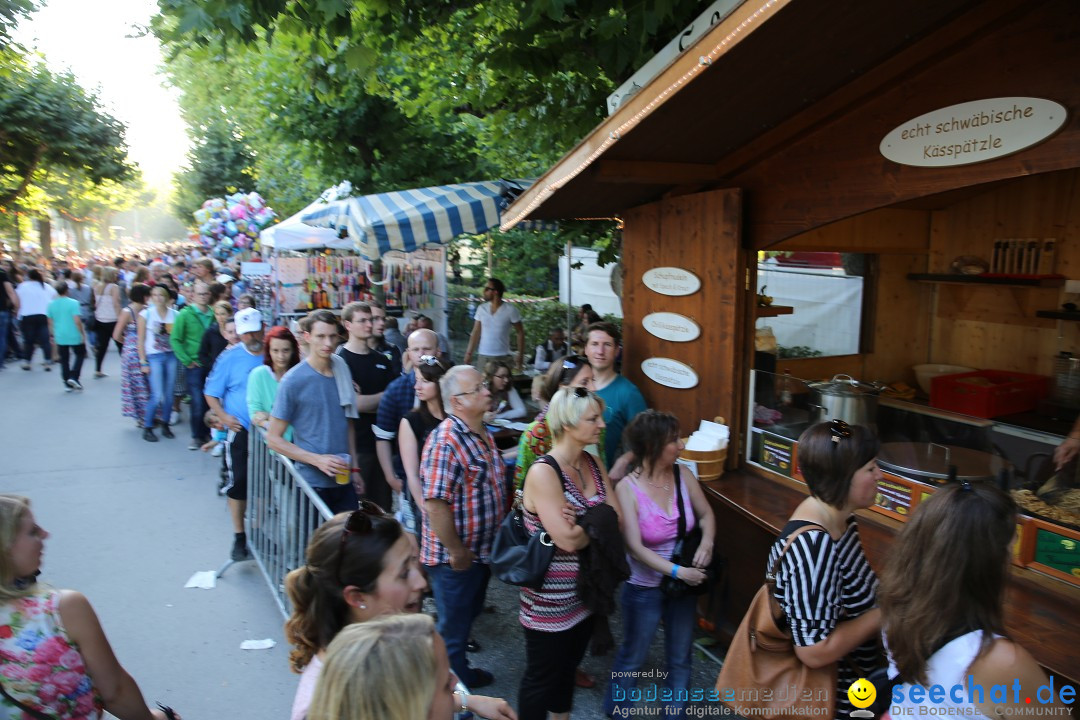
<box><xmin>272</xmin><ymin>361</ymin><xmax>350</xmax><ymax>489</ymax></box>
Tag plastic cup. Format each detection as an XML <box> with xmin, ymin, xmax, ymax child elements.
<box><xmin>334</xmin><ymin>453</ymin><xmax>351</xmax><ymax>485</ymax></box>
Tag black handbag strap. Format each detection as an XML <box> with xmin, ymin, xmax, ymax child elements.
<box><xmin>672</xmin><ymin>464</ymin><xmax>687</xmax><ymax>541</ymax></box>
<box><xmin>0</xmin><ymin>678</ymin><xmax>54</xmax><ymax>720</ymax></box>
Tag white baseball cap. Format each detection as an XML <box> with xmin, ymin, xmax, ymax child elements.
<box><xmin>235</xmin><ymin>307</ymin><xmax>264</xmax><ymax>335</ymax></box>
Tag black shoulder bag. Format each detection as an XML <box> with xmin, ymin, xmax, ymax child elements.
<box><xmin>490</xmin><ymin>455</ymin><xmax>561</xmax><ymax>589</ymax></box>
<box><xmin>659</xmin><ymin>465</ymin><xmax>711</xmax><ymax>599</ymax></box>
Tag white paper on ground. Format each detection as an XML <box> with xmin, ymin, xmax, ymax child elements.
<box><xmin>184</xmin><ymin>571</ymin><xmax>217</xmax><ymax>590</ymax></box>
<box><xmin>241</xmin><ymin>638</ymin><xmax>277</xmax><ymax>650</ymax></box>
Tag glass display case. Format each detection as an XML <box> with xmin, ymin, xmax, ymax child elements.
<box><xmin>746</xmin><ymin>369</ymin><xmax>1080</xmax><ymax>585</ymax></box>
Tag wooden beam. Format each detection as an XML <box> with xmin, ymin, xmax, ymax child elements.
<box><xmin>594</xmin><ymin>160</ymin><xmax>722</xmax><ymax>185</ymax></box>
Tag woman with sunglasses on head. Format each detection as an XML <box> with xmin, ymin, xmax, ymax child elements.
<box><xmin>517</xmin><ymin>386</ymin><xmax>622</xmax><ymax>720</ymax></box>
<box><xmin>484</xmin><ymin>360</ymin><xmax>527</xmax><ymax>423</ymax></box>
<box><xmin>308</xmin><ymin>614</ymin><xmax>458</xmax><ymax>720</ymax></box>
<box><xmin>766</xmin><ymin>420</ymin><xmax>885</xmax><ymax>719</ymax></box>
<box><xmin>397</xmin><ymin>355</ymin><xmax>449</xmax><ymax>536</ymax></box>
<box><xmin>285</xmin><ymin>507</ymin><xmax>515</xmax><ymax>720</ymax></box>
<box><xmin>879</xmin><ymin>483</ymin><xmax>1065</xmax><ymax>718</ymax></box>
<box><xmin>514</xmin><ymin>355</ymin><xmax>598</xmax><ymax>492</ymax></box>
<box><xmin>604</xmin><ymin>411</ymin><xmax>715</xmax><ymax>718</ymax></box>
<box><xmin>0</xmin><ymin>495</ymin><xmax>179</xmax><ymax>720</ymax></box>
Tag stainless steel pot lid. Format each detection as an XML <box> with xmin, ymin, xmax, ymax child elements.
<box><xmin>807</xmin><ymin>373</ymin><xmax>883</xmax><ymax>396</ymax></box>
<box><xmin>878</xmin><ymin>441</ymin><xmax>1008</xmax><ymax>481</ymax></box>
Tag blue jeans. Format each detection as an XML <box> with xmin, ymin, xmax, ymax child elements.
<box><xmin>603</xmin><ymin>583</ymin><xmax>698</xmax><ymax>717</ymax></box>
<box><xmin>144</xmin><ymin>352</ymin><xmax>178</xmax><ymax>428</ymax></box>
<box><xmin>185</xmin><ymin>365</ymin><xmax>208</xmax><ymax>441</ymax></box>
<box><xmin>426</xmin><ymin>562</ymin><xmax>491</xmax><ymax>686</ymax></box>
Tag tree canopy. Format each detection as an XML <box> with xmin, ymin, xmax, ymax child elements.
<box><xmin>0</xmin><ymin>59</ymin><xmax>133</xmax><ymax>210</ymax></box>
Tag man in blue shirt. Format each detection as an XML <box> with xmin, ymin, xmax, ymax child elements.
<box><xmin>586</xmin><ymin>321</ymin><xmax>647</xmax><ymax>476</ymax></box>
<box><xmin>204</xmin><ymin>307</ymin><xmax>265</xmax><ymax>561</ymax></box>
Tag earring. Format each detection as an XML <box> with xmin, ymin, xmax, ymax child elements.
<box><xmin>359</xmin><ymin>603</ymin><xmax>366</xmax><ymax>609</ymax></box>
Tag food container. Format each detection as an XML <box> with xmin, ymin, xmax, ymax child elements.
<box><xmin>930</xmin><ymin>370</ymin><xmax>1049</xmax><ymax>418</ymax></box>
<box><xmin>806</xmin><ymin>374</ymin><xmax>884</xmax><ymax>427</ymax></box>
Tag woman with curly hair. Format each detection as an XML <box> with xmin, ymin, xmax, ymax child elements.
<box><xmin>285</xmin><ymin>507</ymin><xmax>515</xmax><ymax>720</ymax></box>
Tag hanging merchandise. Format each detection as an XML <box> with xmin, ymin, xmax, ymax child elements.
<box><xmin>381</xmin><ymin>257</ymin><xmax>437</xmax><ymax>311</ymax></box>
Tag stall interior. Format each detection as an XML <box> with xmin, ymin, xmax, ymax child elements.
<box><xmin>747</xmin><ymin>167</ymin><xmax>1080</xmax><ymax>587</ymax></box>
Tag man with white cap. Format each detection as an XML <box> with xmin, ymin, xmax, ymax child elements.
<box><xmin>204</xmin><ymin>306</ymin><xmax>265</xmax><ymax>561</ymax></box>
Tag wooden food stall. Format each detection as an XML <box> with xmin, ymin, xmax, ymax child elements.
<box><xmin>501</xmin><ymin>0</ymin><xmax>1080</xmax><ymax>686</ymax></box>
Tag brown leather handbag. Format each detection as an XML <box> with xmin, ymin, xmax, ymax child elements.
<box><xmin>715</xmin><ymin>524</ymin><xmax>837</xmax><ymax>720</ymax></box>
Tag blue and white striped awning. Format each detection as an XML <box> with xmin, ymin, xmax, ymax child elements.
<box><xmin>301</xmin><ymin>180</ymin><xmax>524</xmax><ymax>260</ymax></box>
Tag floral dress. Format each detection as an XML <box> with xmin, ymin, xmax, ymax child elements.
<box><xmin>0</xmin><ymin>588</ymin><xmax>104</xmax><ymax>719</ymax></box>
<box><xmin>120</xmin><ymin>313</ymin><xmax>149</xmax><ymax>423</ymax></box>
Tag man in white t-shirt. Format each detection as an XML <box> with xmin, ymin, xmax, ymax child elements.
<box><xmin>463</xmin><ymin>277</ymin><xmax>525</xmax><ymax>372</ymax></box>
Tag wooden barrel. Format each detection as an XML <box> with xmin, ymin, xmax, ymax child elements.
<box><xmin>679</xmin><ymin>416</ymin><xmax>728</xmax><ymax>481</ymax></box>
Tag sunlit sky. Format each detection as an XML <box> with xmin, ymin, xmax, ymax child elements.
<box><xmin>14</xmin><ymin>0</ymin><xmax>190</xmax><ymax>198</ymax></box>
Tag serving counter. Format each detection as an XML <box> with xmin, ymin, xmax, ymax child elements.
<box><xmin>701</xmin><ymin>470</ymin><xmax>1080</xmax><ymax>686</ymax></box>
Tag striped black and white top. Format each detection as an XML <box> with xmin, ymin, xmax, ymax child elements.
<box><xmin>770</xmin><ymin>519</ymin><xmax>881</xmax><ymax>719</ymax></box>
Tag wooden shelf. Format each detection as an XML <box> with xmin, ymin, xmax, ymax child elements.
<box><xmin>755</xmin><ymin>305</ymin><xmax>794</xmax><ymax>317</ymax></box>
<box><xmin>1036</xmin><ymin>310</ymin><xmax>1080</xmax><ymax>321</ymax></box>
<box><xmin>907</xmin><ymin>273</ymin><xmax>1065</xmax><ymax>288</ymax></box>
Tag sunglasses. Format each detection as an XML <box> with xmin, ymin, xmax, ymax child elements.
<box><xmin>336</xmin><ymin>500</ymin><xmax>388</xmax><ymax>585</ymax></box>
<box><xmin>829</xmin><ymin>419</ymin><xmax>852</xmax><ymax>444</ymax></box>
<box><xmin>559</xmin><ymin>355</ymin><xmax>585</xmax><ymax>384</ymax></box>
<box><xmin>571</xmin><ymin>386</ymin><xmax>595</xmax><ymax>399</ymax></box>
<box><xmin>419</xmin><ymin>354</ymin><xmax>443</xmax><ymax>367</ymax></box>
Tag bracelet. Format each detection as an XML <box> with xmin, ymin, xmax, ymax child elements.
<box><xmin>671</xmin><ymin>564</ymin><xmax>679</xmax><ymax>579</ymax></box>
<box><xmin>350</xmin><ymin>467</ymin><xmax>362</xmax><ymax>473</ymax></box>
<box><xmin>455</xmin><ymin>690</ymin><xmax>469</xmax><ymax>713</ymax></box>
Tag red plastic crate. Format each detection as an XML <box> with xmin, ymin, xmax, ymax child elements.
<box><xmin>930</xmin><ymin>370</ymin><xmax>1049</xmax><ymax>418</ymax></box>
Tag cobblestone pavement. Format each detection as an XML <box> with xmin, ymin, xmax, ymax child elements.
<box><xmin>0</xmin><ymin>351</ymin><xmax>724</xmax><ymax>718</ymax></box>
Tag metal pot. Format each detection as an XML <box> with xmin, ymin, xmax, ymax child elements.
<box><xmin>806</xmin><ymin>373</ymin><xmax>884</xmax><ymax>427</ymax></box>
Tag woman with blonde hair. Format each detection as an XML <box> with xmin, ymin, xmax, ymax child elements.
<box><xmin>285</xmin><ymin>507</ymin><xmax>514</xmax><ymax>720</ymax></box>
<box><xmin>0</xmin><ymin>495</ymin><xmax>178</xmax><ymax>719</ymax></box>
<box><xmin>517</xmin><ymin>386</ymin><xmax>622</xmax><ymax>720</ymax></box>
<box><xmin>308</xmin><ymin>614</ymin><xmax>455</xmax><ymax>720</ymax></box>
<box><xmin>879</xmin><ymin>483</ymin><xmax>1065</xmax><ymax>717</ymax></box>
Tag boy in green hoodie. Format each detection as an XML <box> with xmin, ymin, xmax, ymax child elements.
<box><xmin>171</xmin><ymin>282</ymin><xmax>215</xmax><ymax>449</ymax></box>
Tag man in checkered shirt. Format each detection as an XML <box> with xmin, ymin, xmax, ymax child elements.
<box><xmin>420</xmin><ymin>364</ymin><xmax>510</xmax><ymax>690</ymax></box>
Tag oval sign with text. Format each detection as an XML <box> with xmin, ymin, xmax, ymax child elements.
<box><xmin>641</xmin><ymin>357</ymin><xmax>699</xmax><ymax>389</ymax></box>
<box><xmin>879</xmin><ymin>97</ymin><xmax>1067</xmax><ymax>167</ymax></box>
<box><xmin>642</xmin><ymin>267</ymin><xmax>701</xmax><ymax>296</ymax></box>
<box><xmin>642</xmin><ymin>312</ymin><xmax>700</xmax><ymax>342</ymax></box>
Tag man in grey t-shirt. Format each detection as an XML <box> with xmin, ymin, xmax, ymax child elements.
<box><xmin>267</xmin><ymin>310</ymin><xmax>358</xmax><ymax>514</ymax></box>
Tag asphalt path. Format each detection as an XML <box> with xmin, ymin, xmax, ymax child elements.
<box><xmin>0</xmin><ymin>351</ymin><xmax>296</xmax><ymax>718</ymax></box>
<box><xmin>0</xmin><ymin>349</ymin><xmax>724</xmax><ymax>719</ymax></box>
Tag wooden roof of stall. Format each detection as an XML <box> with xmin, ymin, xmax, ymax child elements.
<box><xmin>502</xmin><ymin>0</ymin><xmax>1080</xmax><ymax>249</ymax></box>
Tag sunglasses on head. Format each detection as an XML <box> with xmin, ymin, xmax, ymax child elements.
<box><xmin>829</xmin><ymin>419</ymin><xmax>852</xmax><ymax>444</ymax></box>
<box><xmin>559</xmin><ymin>355</ymin><xmax>585</xmax><ymax>384</ymax></box>
<box><xmin>336</xmin><ymin>500</ymin><xmax>388</xmax><ymax>585</ymax></box>
<box><xmin>419</xmin><ymin>354</ymin><xmax>443</xmax><ymax>368</ymax></box>
<box><xmin>571</xmin><ymin>386</ymin><xmax>595</xmax><ymax>399</ymax></box>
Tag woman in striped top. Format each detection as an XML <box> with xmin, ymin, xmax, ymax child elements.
<box><xmin>769</xmin><ymin>420</ymin><xmax>885</xmax><ymax>719</ymax></box>
<box><xmin>517</xmin><ymin>387</ymin><xmax>622</xmax><ymax>720</ymax></box>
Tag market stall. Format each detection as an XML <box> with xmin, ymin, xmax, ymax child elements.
<box><xmin>500</xmin><ymin>0</ymin><xmax>1080</xmax><ymax>685</ymax></box>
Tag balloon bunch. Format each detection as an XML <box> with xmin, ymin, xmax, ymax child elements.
<box><xmin>192</xmin><ymin>191</ymin><xmax>277</xmax><ymax>260</ymax></box>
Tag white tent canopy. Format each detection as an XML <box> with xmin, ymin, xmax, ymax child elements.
<box><xmin>260</xmin><ymin>199</ymin><xmax>354</xmax><ymax>252</ymax></box>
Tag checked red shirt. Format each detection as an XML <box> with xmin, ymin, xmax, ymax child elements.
<box><xmin>419</xmin><ymin>414</ymin><xmax>509</xmax><ymax>566</ymax></box>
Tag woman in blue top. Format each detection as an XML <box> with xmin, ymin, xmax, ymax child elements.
<box><xmin>248</xmin><ymin>325</ymin><xmax>300</xmax><ymax>442</ymax></box>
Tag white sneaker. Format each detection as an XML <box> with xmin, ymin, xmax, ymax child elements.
<box><xmin>170</xmin><ymin>410</ymin><xmax>181</xmax><ymax>425</ymax></box>
<box><xmin>211</xmin><ymin>444</ymin><xmax>224</xmax><ymax>457</ymax></box>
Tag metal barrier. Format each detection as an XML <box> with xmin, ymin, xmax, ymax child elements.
<box><xmin>235</xmin><ymin>426</ymin><xmax>333</xmax><ymax>618</ymax></box>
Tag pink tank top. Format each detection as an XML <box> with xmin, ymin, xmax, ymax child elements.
<box><xmin>626</xmin><ymin>469</ymin><xmax>695</xmax><ymax>587</ymax></box>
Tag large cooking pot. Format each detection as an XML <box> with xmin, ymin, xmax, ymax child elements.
<box><xmin>806</xmin><ymin>373</ymin><xmax>884</xmax><ymax>427</ymax></box>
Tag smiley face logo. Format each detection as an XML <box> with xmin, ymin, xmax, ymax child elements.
<box><xmin>848</xmin><ymin>678</ymin><xmax>877</xmax><ymax>710</ymax></box>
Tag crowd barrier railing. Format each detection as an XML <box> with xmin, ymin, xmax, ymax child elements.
<box><xmin>243</xmin><ymin>426</ymin><xmax>333</xmax><ymax>618</ymax></box>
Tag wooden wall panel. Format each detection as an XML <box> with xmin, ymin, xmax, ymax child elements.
<box><xmin>927</xmin><ymin>170</ymin><xmax>1080</xmax><ymax>375</ymax></box>
<box><xmin>622</xmin><ymin>189</ymin><xmax>746</xmax><ymax>463</ymax></box>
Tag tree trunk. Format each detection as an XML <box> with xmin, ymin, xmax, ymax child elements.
<box><xmin>74</xmin><ymin>221</ymin><xmax>88</xmax><ymax>253</ymax></box>
<box><xmin>38</xmin><ymin>217</ymin><xmax>52</xmax><ymax>258</ymax></box>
